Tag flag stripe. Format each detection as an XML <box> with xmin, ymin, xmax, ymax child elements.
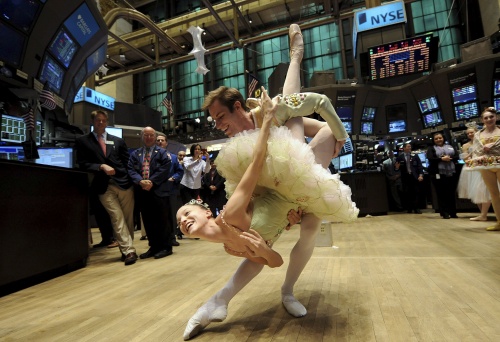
<box><xmin>248</xmin><ymin>74</ymin><xmax>259</xmax><ymax>98</ymax></box>
<box><xmin>22</xmin><ymin>109</ymin><xmax>35</xmax><ymax>130</ymax></box>
<box><xmin>162</xmin><ymin>92</ymin><xmax>173</xmax><ymax>116</ymax></box>
<box><xmin>40</xmin><ymin>89</ymin><xmax>57</xmax><ymax>110</ymax></box>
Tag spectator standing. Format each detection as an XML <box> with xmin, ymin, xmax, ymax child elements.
<box><xmin>397</xmin><ymin>143</ymin><xmax>424</xmax><ymax>214</ymax></box>
<box><xmin>201</xmin><ymin>160</ymin><xmax>227</xmax><ymax>217</ymax></box>
<box><xmin>179</xmin><ymin>144</ymin><xmax>210</xmax><ymax>204</ymax></box>
<box><xmin>382</xmin><ymin>151</ymin><xmax>403</xmax><ymax>211</ymax></box>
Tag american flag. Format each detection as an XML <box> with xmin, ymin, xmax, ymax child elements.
<box><xmin>22</xmin><ymin>108</ymin><xmax>35</xmax><ymax>131</ymax></box>
<box><xmin>248</xmin><ymin>73</ymin><xmax>260</xmax><ymax>98</ymax></box>
<box><xmin>162</xmin><ymin>91</ymin><xmax>173</xmax><ymax>116</ymax></box>
<box><xmin>40</xmin><ymin>89</ymin><xmax>57</xmax><ymax>110</ymax></box>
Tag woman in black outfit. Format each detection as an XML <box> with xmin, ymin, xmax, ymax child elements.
<box><xmin>426</xmin><ymin>132</ymin><xmax>459</xmax><ymax>219</ymax></box>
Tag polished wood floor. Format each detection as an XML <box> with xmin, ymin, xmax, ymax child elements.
<box><xmin>2</xmin><ymin>211</ymin><xmax>500</xmax><ymax>341</ymax></box>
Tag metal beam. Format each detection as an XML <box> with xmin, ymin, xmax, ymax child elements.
<box><xmin>107</xmin><ymin>31</ymin><xmax>156</xmax><ymax>65</ymax></box>
<box><xmin>229</xmin><ymin>0</ymin><xmax>253</xmax><ymax>34</ymax></box>
<box><xmin>200</xmin><ymin>0</ymin><xmax>241</xmax><ymax>48</ymax></box>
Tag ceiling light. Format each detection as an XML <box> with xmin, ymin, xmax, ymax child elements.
<box><xmin>247</xmin><ymin>10</ymin><xmax>252</xmax><ymax>24</ymax></box>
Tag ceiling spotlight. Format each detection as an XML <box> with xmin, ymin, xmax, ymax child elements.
<box><xmin>119</xmin><ymin>49</ymin><xmax>126</xmax><ymax>62</ymax></box>
<box><xmin>202</xmin><ymin>23</ymin><xmax>207</xmax><ymax>35</ymax></box>
<box><xmin>195</xmin><ymin>118</ymin><xmax>201</xmax><ymax>123</ymax></box>
<box><xmin>247</xmin><ymin>10</ymin><xmax>252</xmax><ymax>24</ymax></box>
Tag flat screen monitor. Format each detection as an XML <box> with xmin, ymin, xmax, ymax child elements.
<box><xmin>341</xmin><ymin>121</ymin><xmax>352</xmax><ymax>134</ymax></box>
<box><xmin>0</xmin><ymin>145</ymin><xmax>24</xmax><ymax>161</ymax></box>
<box><xmin>361</xmin><ymin>121</ymin><xmax>373</xmax><ymax>135</ymax></box>
<box><xmin>452</xmin><ymin>84</ymin><xmax>477</xmax><ymax>105</ymax></box>
<box><xmin>86</xmin><ymin>43</ymin><xmax>107</xmax><ymax>74</ymax></box>
<box><xmin>1</xmin><ymin>114</ymin><xmax>42</xmax><ymax>145</ymax></box>
<box><xmin>417</xmin><ymin>152</ymin><xmax>428</xmax><ymax>168</ymax></box>
<box><xmin>388</xmin><ymin>119</ymin><xmax>406</xmax><ymax>133</ymax></box>
<box><xmin>494</xmin><ymin>80</ymin><xmax>500</xmax><ymax>97</ymax></box>
<box><xmin>90</xmin><ymin>126</ymin><xmax>123</xmax><ymax>138</ymax></box>
<box><xmin>48</xmin><ymin>27</ymin><xmax>79</xmax><ymax>68</ymax></box>
<box><xmin>0</xmin><ymin>0</ymin><xmax>40</xmax><ymax>33</ymax></box>
<box><xmin>336</xmin><ymin>106</ymin><xmax>353</xmax><ymax>121</ymax></box>
<box><xmin>35</xmin><ymin>148</ymin><xmax>73</xmax><ymax>168</ymax></box>
<box><xmin>454</xmin><ymin>102</ymin><xmax>479</xmax><ymax>121</ymax></box>
<box><xmin>64</xmin><ymin>3</ymin><xmax>100</xmax><ymax>46</ymax></box>
<box><xmin>494</xmin><ymin>97</ymin><xmax>500</xmax><ymax>112</ymax></box>
<box><xmin>39</xmin><ymin>54</ymin><xmax>65</xmax><ymax>94</ymax></box>
<box><xmin>339</xmin><ymin>153</ymin><xmax>353</xmax><ymax>170</ymax></box>
<box><xmin>367</xmin><ymin>34</ymin><xmax>438</xmax><ymax>81</ymax></box>
<box><xmin>74</xmin><ymin>63</ymin><xmax>87</xmax><ymax>89</ymax></box>
<box><xmin>362</xmin><ymin>106</ymin><xmax>376</xmax><ymax>120</ymax></box>
<box><xmin>341</xmin><ymin>137</ymin><xmax>353</xmax><ymax>154</ymax></box>
<box><xmin>331</xmin><ymin>156</ymin><xmax>340</xmax><ymax>170</ymax></box>
<box><xmin>422</xmin><ymin>111</ymin><xmax>444</xmax><ymax>128</ymax></box>
<box><xmin>0</xmin><ymin>22</ymin><xmax>26</xmax><ymax>67</ymax></box>
<box><xmin>418</xmin><ymin>96</ymin><xmax>440</xmax><ymax>114</ymax></box>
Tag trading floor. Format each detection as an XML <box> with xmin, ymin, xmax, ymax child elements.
<box><xmin>1</xmin><ymin>210</ymin><xmax>500</xmax><ymax>341</ymax></box>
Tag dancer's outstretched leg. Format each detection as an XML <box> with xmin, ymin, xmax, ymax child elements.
<box><xmin>281</xmin><ymin>212</ymin><xmax>321</xmax><ymax>317</ymax></box>
<box><xmin>183</xmin><ymin>259</ymin><xmax>264</xmax><ymax>340</ymax></box>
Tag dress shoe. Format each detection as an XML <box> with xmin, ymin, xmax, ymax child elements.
<box><xmin>93</xmin><ymin>241</ymin><xmax>112</xmax><ymax>248</ymax></box>
<box><xmin>407</xmin><ymin>210</ymin><xmax>413</xmax><ymax>213</ymax></box>
<box><xmin>154</xmin><ymin>249</ymin><xmax>172</xmax><ymax>259</ymax></box>
<box><xmin>140</xmin><ymin>236</ymin><xmax>148</xmax><ymax>240</ymax></box>
<box><xmin>171</xmin><ymin>240</ymin><xmax>180</xmax><ymax>247</ymax></box>
<box><xmin>449</xmin><ymin>214</ymin><xmax>458</xmax><ymax>218</ymax></box>
<box><xmin>442</xmin><ymin>213</ymin><xmax>450</xmax><ymax>219</ymax></box>
<box><xmin>176</xmin><ymin>234</ymin><xmax>183</xmax><ymax>240</ymax></box>
<box><xmin>124</xmin><ymin>252</ymin><xmax>138</xmax><ymax>265</ymax></box>
<box><xmin>414</xmin><ymin>209</ymin><xmax>422</xmax><ymax>214</ymax></box>
<box><xmin>120</xmin><ymin>253</ymin><xmax>126</xmax><ymax>261</ymax></box>
<box><xmin>140</xmin><ymin>248</ymin><xmax>156</xmax><ymax>259</ymax></box>
<box><xmin>107</xmin><ymin>241</ymin><xmax>119</xmax><ymax>248</ymax></box>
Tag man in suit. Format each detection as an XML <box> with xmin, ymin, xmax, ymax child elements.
<box><xmin>382</xmin><ymin>151</ymin><xmax>404</xmax><ymax>211</ymax></box>
<box><xmin>128</xmin><ymin>127</ymin><xmax>173</xmax><ymax>259</ymax></box>
<box><xmin>396</xmin><ymin>143</ymin><xmax>424</xmax><ymax>214</ymax></box>
<box><xmin>75</xmin><ymin>110</ymin><xmax>138</xmax><ymax>265</ymax></box>
<box><xmin>201</xmin><ymin>160</ymin><xmax>226</xmax><ymax>217</ymax></box>
<box><xmin>156</xmin><ymin>132</ymin><xmax>184</xmax><ymax>246</ymax></box>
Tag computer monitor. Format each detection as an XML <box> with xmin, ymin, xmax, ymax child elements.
<box><xmin>331</xmin><ymin>156</ymin><xmax>340</xmax><ymax>171</ymax></box>
<box><xmin>494</xmin><ymin>80</ymin><xmax>500</xmax><ymax>97</ymax></box>
<box><xmin>454</xmin><ymin>102</ymin><xmax>479</xmax><ymax>121</ymax></box>
<box><xmin>0</xmin><ymin>22</ymin><xmax>26</xmax><ymax>67</ymax></box>
<box><xmin>48</xmin><ymin>27</ymin><xmax>79</xmax><ymax>68</ymax></box>
<box><xmin>339</xmin><ymin>153</ymin><xmax>353</xmax><ymax>170</ymax></box>
<box><xmin>418</xmin><ymin>96</ymin><xmax>440</xmax><ymax>114</ymax></box>
<box><xmin>361</xmin><ymin>121</ymin><xmax>373</xmax><ymax>135</ymax></box>
<box><xmin>495</xmin><ymin>97</ymin><xmax>500</xmax><ymax>112</ymax></box>
<box><xmin>388</xmin><ymin>119</ymin><xmax>406</xmax><ymax>133</ymax></box>
<box><xmin>39</xmin><ymin>54</ymin><xmax>65</xmax><ymax>94</ymax></box>
<box><xmin>336</xmin><ymin>106</ymin><xmax>353</xmax><ymax>121</ymax></box>
<box><xmin>341</xmin><ymin>121</ymin><xmax>352</xmax><ymax>134</ymax></box>
<box><xmin>35</xmin><ymin>147</ymin><xmax>73</xmax><ymax>168</ymax></box>
<box><xmin>341</xmin><ymin>137</ymin><xmax>354</xmax><ymax>154</ymax></box>
<box><xmin>0</xmin><ymin>145</ymin><xmax>24</xmax><ymax>161</ymax></box>
<box><xmin>452</xmin><ymin>84</ymin><xmax>478</xmax><ymax>105</ymax></box>
<box><xmin>361</xmin><ymin>106</ymin><xmax>376</xmax><ymax>120</ymax></box>
<box><xmin>422</xmin><ymin>111</ymin><xmax>444</xmax><ymax>128</ymax></box>
<box><xmin>90</xmin><ymin>126</ymin><xmax>123</xmax><ymax>138</ymax></box>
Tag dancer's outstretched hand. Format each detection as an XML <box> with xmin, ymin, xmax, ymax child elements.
<box><xmin>260</xmin><ymin>87</ymin><xmax>277</xmax><ymax>123</ymax></box>
<box><xmin>332</xmin><ymin>139</ymin><xmax>346</xmax><ymax>158</ymax></box>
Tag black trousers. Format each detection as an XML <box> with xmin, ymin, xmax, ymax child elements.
<box><xmin>431</xmin><ymin>174</ymin><xmax>458</xmax><ymax>215</ymax></box>
<box><xmin>137</xmin><ymin>189</ymin><xmax>172</xmax><ymax>252</ymax></box>
<box><xmin>179</xmin><ymin>184</ymin><xmax>200</xmax><ymax>205</ymax></box>
<box><xmin>401</xmin><ymin>173</ymin><xmax>420</xmax><ymax>210</ymax></box>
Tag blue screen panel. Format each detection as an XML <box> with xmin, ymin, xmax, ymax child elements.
<box><xmin>64</xmin><ymin>3</ymin><xmax>100</xmax><ymax>46</ymax></box>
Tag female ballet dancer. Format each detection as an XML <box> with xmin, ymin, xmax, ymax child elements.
<box><xmin>457</xmin><ymin>123</ymin><xmax>491</xmax><ymax>221</ymax></box>
<box><xmin>179</xmin><ymin>24</ymin><xmax>355</xmax><ymax>340</ymax></box>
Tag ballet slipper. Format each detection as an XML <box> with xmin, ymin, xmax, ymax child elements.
<box><xmin>183</xmin><ymin>302</ymin><xmax>228</xmax><ymax>340</ymax></box>
<box><xmin>282</xmin><ymin>294</ymin><xmax>307</xmax><ymax>317</ymax></box>
<box><xmin>486</xmin><ymin>223</ymin><xmax>500</xmax><ymax>231</ymax></box>
<box><xmin>470</xmin><ymin>215</ymin><xmax>487</xmax><ymax>221</ymax></box>
<box><xmin>289</xmin><ymin>24</ymin><xmax>304</xmax><ymax>61</ymax></box>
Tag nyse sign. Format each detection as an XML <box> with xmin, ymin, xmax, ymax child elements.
<box><xmin>355</xmin><ymin>0</ymin><xmax>406</xmax><ymax>33</ymax></box>
<box><xmin>74</xmin><ymin>87</ymin><xmax>115</xmax><ymax>111</ymax></box>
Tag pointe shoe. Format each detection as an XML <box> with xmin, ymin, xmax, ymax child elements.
<box><xmin>282</xmin><ymin>294</ymin><xmax>307</xmax><ymax>317</ymax></box>
<box><xmin>470</xmin><ymin>216</ymin><xmax>487</xmax><ymax>221</ymax></box>
<box><xmin>183</xmin><ymin>303</ymin><xmax>227</xmax><ymax>340</ymax></box>
<box><xmin>289</xmin><ymin>24</ymin><xmax>304</xmax><ymax>61</ymax></box>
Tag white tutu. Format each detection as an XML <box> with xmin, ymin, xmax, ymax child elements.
<box><xmin>216</xmin><ymin>126</ymin><xmax>359</xmax><ymax>222</ymax></box>
<box><xmin>457</xmin><ymin>166</ymin><xmax>491</xmax><ymax>203</ymax></box>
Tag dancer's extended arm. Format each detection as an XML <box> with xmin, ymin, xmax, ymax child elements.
<box><xmin>223</xmin><ymin>88</ymin><xmax>283</xmax><ymax>267</ymax></box>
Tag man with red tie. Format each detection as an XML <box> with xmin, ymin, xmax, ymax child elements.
<box><xmin>76</xmin><ymin>110</ymin><xmax>138</xmax><ymax>265</ymax></box>
<box><xmin>128</xmin><ymin>127</ymin><xmax>173</xmax><ymax>259</ymax></box>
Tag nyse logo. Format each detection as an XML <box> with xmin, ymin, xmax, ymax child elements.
<box><xmin>356</xmin><ymin>1</ymin><xmax>406</xmax><ymax>32</ymax></box>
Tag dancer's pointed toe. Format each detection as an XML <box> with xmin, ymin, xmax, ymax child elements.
<box><xmin>183</xmin><ymin>307</ymin><xmax>210</xmax><ymax>340</ymax></box>
<box><xmin>282</xmin><ymin>294</ymin><xmax>307</xmax><ymax>317</ymax></box>
<box><xmin>289</xmin><ymin>24</ymin><xmax>304</xmax><ymax>61</ymax></box>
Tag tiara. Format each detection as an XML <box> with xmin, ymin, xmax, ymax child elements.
<box><xmin>186</xmin><ymin>198</ymin><xmax>210</xmax><ymax>209</ymax></box>
<box><xmin>465</xmin><ymin>121</ymin><xmax>477</xmax><ymax>129</ymax></box>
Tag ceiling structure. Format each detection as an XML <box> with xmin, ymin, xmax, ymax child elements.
<box><xmin>96</xmin><ymin>0</ymin><xmax>365</xmax><ymax>86</ymax></box>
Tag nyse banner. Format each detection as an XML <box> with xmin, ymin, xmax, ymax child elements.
<box><xmin>355</xmin><ymin>0</ymin><xmax>406</xmax><ymax>33</ymax></box>
<box><xmin>74</xmin><ymin>86</ymin><xmax>115</xmax><ymax>111</ymax></box>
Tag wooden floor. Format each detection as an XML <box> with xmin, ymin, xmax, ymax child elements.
<box><xmin>2</xmin><ymin>211</ymin><xmax>500</xmax><ymax>341</ymax></box>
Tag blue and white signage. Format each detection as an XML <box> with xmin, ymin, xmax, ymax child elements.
<box><xmin>74</xmin><ymin>86</ymin><xmax>115</xmax><ymax>111</ymax></box>
<box><xmin>64</xmin><ymin>3</ymin><xmax>100</xmax><ymax>46</ymax></box>
<box><xmin>355</xmin><ymin>1</ymin><xmax>406</xmax><ymax>33</ymax></box>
